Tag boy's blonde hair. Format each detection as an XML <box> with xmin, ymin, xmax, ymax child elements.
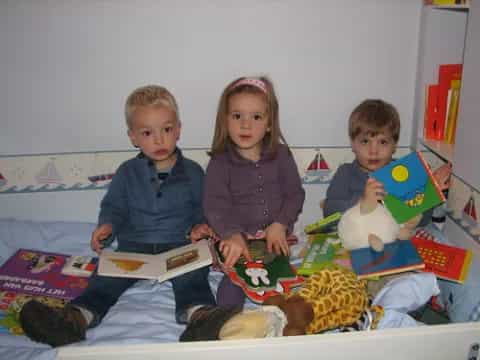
<box><xmin>210</xmin><ymin>76</ymin><xmax>287</xmax><ymax>156</ymax></box>
<box><xmin>349</xmin><ymin>99</ymin><xmax>400</xmax><ymax>143</ymax></box>
<box><xmin>125</xmin><ymin>85</ymin><xmax>179</xmax><ymax>129</ymax></box>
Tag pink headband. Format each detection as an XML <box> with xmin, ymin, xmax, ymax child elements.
<box><xmin>231</xmin><ymin>78</ymin><xmax>268</xmax><ymax>94</ymax></box>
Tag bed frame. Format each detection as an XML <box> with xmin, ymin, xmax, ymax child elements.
<box><xmin>1</xmin><ymin>147</ymin><xmax>479</xmax><ymax>360</ymax></box>
<box><xmin>57</xmin><ymin>323</ymin><xmax>480</xmax><ymax>360</ymax></box>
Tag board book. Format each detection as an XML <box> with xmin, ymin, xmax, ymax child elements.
<box><xmin>411</xmin><ymin>229</ymin><xmax>472</xmax><ymax>284</ymax></box>
<box><xmin>61</xmin><ymin>255</ymin><xmax>98</xmax><ymax>277</ymax></box>
<box><xmin>370</xmin><ymin>151</ymin><xmax>446</xmax><ymax>224</ymax></box>
<box><xmin>0</xmin><ymin>249</ymin><xmax>90</xmax><ymax>335</ymax></box>
<box><xmin>214</xmin><ymin>238</ymin><xmax>303</xmax><ymax>303</ymax></box>
<box><xmin>297</xmin><ymin>233</ymin><xmax>351</xmax><ymax>276</ymax></box>
<box><xmin>304</xmin><ymin>212</ymin><xmax>342</xmax><ymax>234</ymax></box>
<box><xmin>0</xmin><ymin>290</ymin><xmax>67</xmax><ymax>335</ymax></box>
<box><xmin>0</xmin><ymin>248</ymin><xmax>90</xmax><ymax>300</ymax></box>
<box><xmin>349</xmin><ymin>240</ymin><xmax>425</xmax><ymax>279</ymax></box>
<box><xmin>97</xmin><ymin>239</ymin><xmax>212</xmax><ymax>282</ymax></box>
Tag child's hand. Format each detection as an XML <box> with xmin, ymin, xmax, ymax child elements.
<box><xmin>91</xmin><ymin>223</ymin><xmax>113</xmax><ymax>254</ymax></box>
<box><xmin>265</xmin><ymin>222</ymin><xmax>289</xmax><ymax>256</ymax></box>
<box><xmin>361</xmin><ymin>178</ymin><xmax>385</xmax><ymax>210</ymax></box>
<box><xmin>220</xmin><ymin>233</ymin><xmax>251</xmax><ymax>269</ymax></box>
<box><xmin>189</xmin><ymin>223</ymin><xmax>213</xmax><ymax>243</ymax></box>
<box><xmin>433</xmin><ymin>162</ymin><xmax>452</xmax><ymax>191</ymax></box>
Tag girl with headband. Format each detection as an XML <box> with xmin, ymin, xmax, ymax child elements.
<box><xmin>203</xmin><ymin>76</ymin><xmax>305</xmax><ymax>308</ymax></box>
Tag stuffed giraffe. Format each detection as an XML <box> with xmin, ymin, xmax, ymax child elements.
<box><xmin>265</xmin><ymin>266</ymin><xmax>383</xmax><ymax>335</ymax></box>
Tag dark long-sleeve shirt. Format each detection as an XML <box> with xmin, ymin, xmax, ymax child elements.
<box><xmin>203</xmin><ymin>143</ymin><xmax>305</xmax><ymax>239</ymax></box>
<box><xmin>98</xmin><ymin>148</ymin><xmax>204</xmax><ymax>245</ymax></box>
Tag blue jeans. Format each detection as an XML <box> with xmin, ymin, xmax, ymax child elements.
<box><xmin>71</xmin><ymin>241</ymin><xmax>215</xmax><ymax>327</ymax></box>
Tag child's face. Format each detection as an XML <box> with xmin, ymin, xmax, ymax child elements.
<box><xmin>128</xmin><ymin>106</ymin><xmax>180</xmax><ymax>169</ymax></box>
<box><xmin>227</xmin><ymin>92</ymin><xmax>269</xmax><ymax>161</ymax></box>
<box><xmin>351</xmin><ymin>131</ymin><xmax>396</xmax><ymax>172</ymax></box>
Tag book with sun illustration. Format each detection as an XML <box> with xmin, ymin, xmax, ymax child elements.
<box><xmin>97</xmin><ymin>239</ymin><xmax>212</xmax><ymax>282</ymax></box>
<box><xmin>214</xmin><ymin>238</ymin><xmax>304</xmax><ymax>304</ymax></box>
<box><xmin>370</xmin><ymin>151</ymin><xmax>446</xmax><ymax>224</ymax></box>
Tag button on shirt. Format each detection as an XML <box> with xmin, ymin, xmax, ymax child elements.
<box><xmin>203</xmin><ymin>143</ymin><xmax>305</xmax><ymax>239</ymax></box>
<box><xmin>98</xmin><ymin>149</ymin><xmax>205</xmax><ymax>245</ymax></box>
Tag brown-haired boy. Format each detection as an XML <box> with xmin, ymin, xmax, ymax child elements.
<box><xmin>324</xmin><ymin>99</ymin><xmax>451</xmax><ymax>221</ymax></box>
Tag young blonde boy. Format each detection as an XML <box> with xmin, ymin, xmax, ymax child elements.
<box><xmin>19</xmin><ymin>85</ymin><xmax>217</xmax><ymax>347</ymax></box>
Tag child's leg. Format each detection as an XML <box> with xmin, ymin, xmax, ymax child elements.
<box><xmin>70</xmin><ymin>272</ymin><xmax>138</xmax><ymax>326</ymax></box>
<box><xmin>217</xmin><ymin>274</ymin><xmax>246</xmax><ymax>308</ymax></box>
<box><xmin>19</xmin><ymin>273</ymin><xmax>137</xmax><ymax>347</ymax></box>
<box><xmin>171</xmin><ymin>266</ymin><xmax>215</xmax><ymax>323</ymax></box>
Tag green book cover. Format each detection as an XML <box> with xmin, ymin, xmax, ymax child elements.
<box><xmin>370</xmin><ymin>151</ymin><xmax>446</xmax><ymax>224</ymax></box>
<box><xmin>304</xmin><ymin>212</ymin><xmax>342</xmax><ymax>234</ymax></box>
<box><xmin>297</xmin><ymin>233</ymin><xmax>351</xmax><ymax>276</ymax></box>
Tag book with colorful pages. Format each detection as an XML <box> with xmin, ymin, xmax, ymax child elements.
<box><xmin>297</xmin><ymin>233</ymin><xmax>351</xmax><ymax>276</ymax></box>
<box><xmin>213</xmin><ymin>238</ymin><xmax>303</xmax><ymax>304</ymax></box>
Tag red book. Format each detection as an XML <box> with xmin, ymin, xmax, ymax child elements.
<box><xmin>411</xmin><ymin>229</ymin><xmax>472</xmax><ymax>284</ymax></box>
<box><xmin>436</xmin><ymin>64</ymin><xmax>462</xmax><ymax>140</ymax></box>
<box><xmin>424</xmin><ymin>84</ymin><xmax>440</xmax><ymax>140</ymax></box>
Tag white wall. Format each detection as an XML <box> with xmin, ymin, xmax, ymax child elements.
<box><xmin>1</xmin><ymin>0</ymin><xmax>421</xmax><ymax>155</ymax></box>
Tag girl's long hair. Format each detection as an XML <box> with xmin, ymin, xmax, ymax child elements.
<box><xmin>209</xmin><ymin>76</ymin><xmax>287</xmax><ymax>156</ymax></box>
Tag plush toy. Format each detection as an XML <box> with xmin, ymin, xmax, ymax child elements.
<box><xmin>263</xmin><ymin>266</ymin><xmax>381</xmax><ymax>335</ymax></box>
<box><xmin>179</xmin><ymin>267</ymin><xmax>383</xmax><ymax>341</ymax></box>
<box><xmin>337</xmin><ymin>199</ymin><xmax>421</xmax><ymax>252</ymax></box>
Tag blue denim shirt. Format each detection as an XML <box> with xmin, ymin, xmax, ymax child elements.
<box><xmin>98</xmin><ymin>148</ymin><xmax>204</xmax><ymax>245</ymax></box>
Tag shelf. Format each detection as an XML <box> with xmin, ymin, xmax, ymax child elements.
<box><xmin>430</xmin><ymin>5</ymin><xmax>469</xmax><ymax>11</ymax></box>
<box><xmin>419</xmin><ymin>138</ymin><xmax>454</xmax><ymax>162</ymax></box>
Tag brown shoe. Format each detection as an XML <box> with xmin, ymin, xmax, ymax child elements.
<box><xmin>179</xmin><ymin>305</ymin><xmax>242</xmax><ymax>342</ymax></box>
<box><xmin>19</xmin><ymin>299</ymin><xmax>87</xmax><ymax>347</ymax></box>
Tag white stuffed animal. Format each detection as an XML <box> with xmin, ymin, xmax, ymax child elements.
<box><xmin>338</xmin><ymin>201</ymin><xmax>422</xmax><ymax>252</ymax></box>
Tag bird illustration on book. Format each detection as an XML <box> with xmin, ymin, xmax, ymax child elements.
<box><xmin>303</xmin><ymin>150</ymin><xmax>331</xmax><ymax>184</ymax></box>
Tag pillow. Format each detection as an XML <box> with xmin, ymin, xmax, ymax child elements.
<box><xmin>0</xmin><ymin>218</ymin><xmax>96</xmax><ymax>265</ymax></box>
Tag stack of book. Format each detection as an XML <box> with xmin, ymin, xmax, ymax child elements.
<box><xmin>424</xmin><ymin>63</ymin><xmax>462</xmax><ymax>144</ymax></box>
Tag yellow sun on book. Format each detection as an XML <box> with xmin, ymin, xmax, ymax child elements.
<box><xmin>391</xmin><ymin>165</ymin><xmax>409</xmax><ymax>182</ymax></box>
<box><xmin>110</xmin><ymin>258</ymin><xmax>146</xmax><ymax>272</ymax></box>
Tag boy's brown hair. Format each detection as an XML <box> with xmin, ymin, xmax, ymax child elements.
<box><xmin>348</xmin><ymin>99</ymin><xmax>400</xmax><ymax>143</ymax></box>
<box><xmin>125</xmin><ymin>85</ymin><xmax>179</xmax><ymax>129</ymax></box>
<box><xmin>210</xmin><ymin>76</ymin><xmax>287</xmax><ymax>156</ymax></box>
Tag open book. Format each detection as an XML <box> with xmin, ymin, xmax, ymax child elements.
<box><xmin>98</xmin><ymin>239</ymin><xmax>212</xmax><ymax>282</ymax></box>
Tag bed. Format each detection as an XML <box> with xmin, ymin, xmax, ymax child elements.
<box><xmin>0</xmin><ymin>148</ymin><xmax>479</xmax><ymax>360</ymax></box>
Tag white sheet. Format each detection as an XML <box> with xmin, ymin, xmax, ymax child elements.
<box><xmin>0</xmin><ymin>218</ymin><xmax>443</xmax><ymax>360</ymax></box>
